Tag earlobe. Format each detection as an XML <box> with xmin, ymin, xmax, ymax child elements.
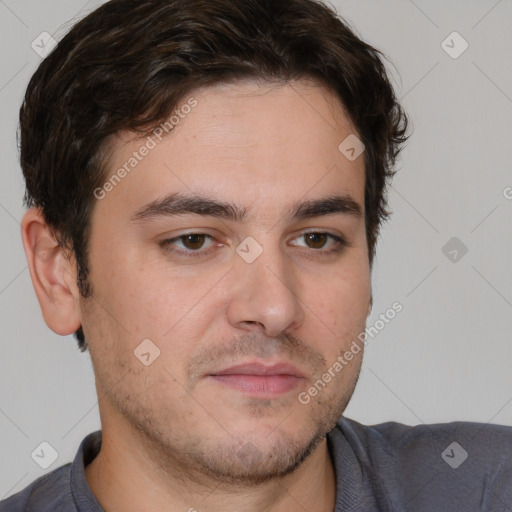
<box><xmin>21</xmin><ymin>208</ymin><xmax>82</xmax><ymax>336</ymax></box>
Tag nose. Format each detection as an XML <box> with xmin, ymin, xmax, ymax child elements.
<box><xmin>226</xmin><ymin>243</ymin><xmax>305</xmax><ymax>338</ymax></box>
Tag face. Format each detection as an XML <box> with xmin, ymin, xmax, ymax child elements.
<box><xmin>81</xmin><ymin>80</ymin><xmax>371</xmax><ymax>484</ymax></box>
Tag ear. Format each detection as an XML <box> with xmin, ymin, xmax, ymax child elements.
<box><xmin>21</xmin><ymin>207</ymin><xmax>82</xmax><ymax>336</ymax></box>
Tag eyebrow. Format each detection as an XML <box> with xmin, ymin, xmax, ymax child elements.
<box><xmin>130</xmin><ymin>192</ymin><xmax>363</xmax><ymax>223</ymax></box>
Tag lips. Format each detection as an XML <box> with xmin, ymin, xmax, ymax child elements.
<box><xmin>208</xmin><ymin>362</ymin><xmax>306</xmax><ymax>396</ymax></box>
<box><xmin>210</xmin><ymin>362</ymin><xmax>306</xmax><ymax>378</ymax></box>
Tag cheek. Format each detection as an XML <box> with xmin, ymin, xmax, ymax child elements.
<box><xmin>315</xmin><ymin>265</ymin><xmax>370</xmax><ymax>319</ymax></box>
<box><xmin>98</xmin><ymin>259</ymin><xmax>224</xmax><ymax>346</ymax></box>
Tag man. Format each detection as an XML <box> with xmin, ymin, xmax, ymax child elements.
<box><xmin>2</xmin><ymin>0</ymin><xmax>511</xmax><ymax>510</ymax></box>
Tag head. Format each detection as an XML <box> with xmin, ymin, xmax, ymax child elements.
<box><xmin>20</xmin><ymin>0</ymin><xmax>408</xmax><ymax>485</ymax></box>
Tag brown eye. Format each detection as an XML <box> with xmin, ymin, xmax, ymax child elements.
<box><xmin>289</xmin><ymin>232</ymin><xmax>347</xmax><ymax>255</ymax></box>
<box><xmin>304</xmin><ymin>232</ymin><xmax>328</xmax><ymax>249</ymax></box>
<box><xmin>180</xmin><ymin>234</ymin><xmax>206</xmax><ymax>250</ymax></box>
<box><xmin>160</xmin><ymin>233</ymin><xmax>220</xmax><ymax>259</ymax></box>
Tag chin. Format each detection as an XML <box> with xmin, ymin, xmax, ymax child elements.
<box><xmin>185</xmin><ymin>426</ymin><xmax>327</xmax><ymax>486</ymax></box>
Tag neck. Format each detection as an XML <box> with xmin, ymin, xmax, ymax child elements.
<box><xmin>85</xmin><ymin>422</ymin><xmax>336</xmax><ymax>512</ymax></box>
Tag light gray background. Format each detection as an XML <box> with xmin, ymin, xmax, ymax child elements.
<box><xmin>1</xmin><ymin>0</ymin><xmax>511</xmax><ymax>500</ymax></box>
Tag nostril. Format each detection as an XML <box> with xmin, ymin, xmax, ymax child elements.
<box><xmin>242</xmin><ymin>320</ymin><xmax>265</xmax><ymax>329</ymax></box>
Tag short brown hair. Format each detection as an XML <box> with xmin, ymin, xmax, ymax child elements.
<box><xmin>20</xmin><ymin>0</ymin><xmax>409</xmax><ymax>351</ymax></box>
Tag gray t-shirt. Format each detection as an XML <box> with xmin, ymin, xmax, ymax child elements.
<box><xmin>2</xmin><ymin>416</ymin><xmax>512</xmax><ymax>511</ymax></box>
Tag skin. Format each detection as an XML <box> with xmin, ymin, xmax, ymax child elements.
<box><xmin>22</xmin><ymin>80</ymin><xmax>372</xmax><ymax>512</ymax></box>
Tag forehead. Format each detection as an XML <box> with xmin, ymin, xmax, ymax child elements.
<box><xmin>95</xmin><ymin>80</ymin><xmax>365</xmax><ymax>221</ymax></box>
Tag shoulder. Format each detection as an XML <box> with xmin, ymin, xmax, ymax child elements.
<box><xmin>0</xmin><ymin>464</ymin><xmax>74</xmax><ymax>512</ymax></box>
<box><xmin>335</xmin><ymin>416</ymin><xmax>512</xmax><ymax>463</ymax></box>
<box><xmin>0</xmin><ymin>431</ymin><xmax>101</xmax><ymax>512</ymax></box>
<box><xmin>328</xmin><ymin>417</ymin><xmax>512</xmax><ymax>510</ymax></box>
<box><xmin>336</xmin><ymin>415</ymin><xmax>512</xmax><ymax>446</ymax></box>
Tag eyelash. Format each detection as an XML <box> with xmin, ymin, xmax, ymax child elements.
<box><xmin>159</xmin><ymin>232</ymin><xmax>348</xmax><ymax>259</ymax></box>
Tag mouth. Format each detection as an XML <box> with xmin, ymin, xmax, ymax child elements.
<box><xmin>207</xmin><ymin>362</ymin><xmax>306</xmax><ymax>397</ymax></box>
